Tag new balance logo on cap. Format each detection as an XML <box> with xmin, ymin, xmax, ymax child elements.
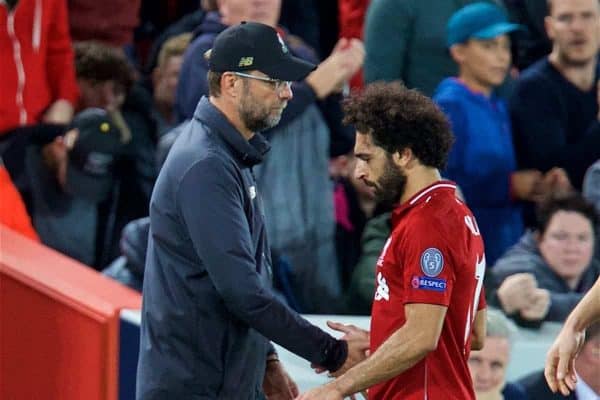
<box><xmin>238</xmin><ymin>57</ymin><xmax>254</xmax><ymax>67</ymax></box>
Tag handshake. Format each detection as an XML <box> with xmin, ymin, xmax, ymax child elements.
<box><xmin>264</xmin><ymin>321</ymin><xmax>370</xmax><ymax>400</ymax></box>
<box><xmin>297</xmin><ymin>321</ymin><xmax>371</xmax><ymax>400</ymax></box>
<box><xmin>312</xmin><ymin>321</ymin><xmax>371</xmax><ymax>377</ymax></box>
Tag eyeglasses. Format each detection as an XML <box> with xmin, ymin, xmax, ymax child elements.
<box><xmin>232</xmin><ymin>72</ymin><xmax>292</xmax><ymax>92</ymax></box>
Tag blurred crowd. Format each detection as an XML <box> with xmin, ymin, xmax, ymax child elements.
<box><xmin>1</xmin><ymin>0</ymin><xmax>600</xmax><ymax>398</ymax></box>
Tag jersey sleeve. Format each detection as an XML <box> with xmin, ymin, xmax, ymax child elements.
<box><xmin>399</xmin><ymin>224</ymin><xmax>455</xmax><ymax>306</ymax></box>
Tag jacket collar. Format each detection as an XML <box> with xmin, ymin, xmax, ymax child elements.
<box><xmin>193</xmin><ymin>97</ymin><xmax>270</xmax><ymax>166</ymax></box>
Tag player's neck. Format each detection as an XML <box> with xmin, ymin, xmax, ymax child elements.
<box><xmin>400</xmin><ymin>167</ymin><xmax>442</xmax><ymax>204</ymax></box>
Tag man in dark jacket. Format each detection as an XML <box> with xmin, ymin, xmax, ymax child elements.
<box><xmin>136</xmin><ymin>22</ymin><xmax>367</xmax><ymax>400</ymax></box>
<box><xmin>174</xmin><ymin>1</ymin><xmax>364</xmax><ymax>312</ymax></box>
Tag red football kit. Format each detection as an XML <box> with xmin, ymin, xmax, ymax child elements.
<box><xmin>369</xmin><ymin>181</ymin><xmax>486</xmax><ymax>400</ymax></box>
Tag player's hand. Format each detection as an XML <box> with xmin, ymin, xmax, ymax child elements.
<box><xmin>263</xmin><ymin>360</ymin><xmax>299</xmax><ymax>400</ymax></box>
<box><xmin>544</xmin><ymin>325</ymin><xmax>585</xmax><ymax>395</ymax></box>
<box><xmin>295</xmin><ymin>382</ymin><xmax>344</xmax><ymax>400</ymax></box>
<box><xmin>520</xmin><ymin>288</ymin><xmax>550</xmax><ymax>321</ymax></box>
<box><xmin>496</xmin><ymin>273</ymin><xmax>537</xmax><ymax>314</ymax></box>
<box><xmin>327</xmin><ymin>320</ymin><xmax>370</xmax><ymax>345</ymax></box>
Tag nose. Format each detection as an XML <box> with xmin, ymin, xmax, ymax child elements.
<box><xmin>278</xmin><ymin>82</ymin><xmax>293</xmax><ymax>100</ymax></box>
<box><xmin>354</xmin><ymin>159</ymin><xmax>367</xmax><ymax>181</ymax></box>
<box><xmin>477</xmin><ymin>364</ymin><xmax>492</xmax><ymax>382</ymax></box>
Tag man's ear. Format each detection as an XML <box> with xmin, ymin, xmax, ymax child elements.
<box><xmin>544</xmin><ymin>16</ymin><xmax>555</xmax><ymax>41</ymax></box>
<box><xmin>221</xmin><ymin>73</ymin><xmax>240</xmax><ymax>97</ymax></box>
<box><xmin>449</xmin><ymin>44</ymin><xmax>466</xmax><ymax>64</ymax></box>
<box><xmin>392</xmin><ymin>148</ymin><xmax>413</xmax><ymax>168</ymax></box>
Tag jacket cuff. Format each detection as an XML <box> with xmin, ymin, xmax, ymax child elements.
<box><xmin>321</xmin><ymin>338</ymin><xmax>348</xmax><ymax>372</ymax></box>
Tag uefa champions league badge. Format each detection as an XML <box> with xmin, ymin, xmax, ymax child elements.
<box><xmin>420</xmin><ymin>248</ymin><xmax>444</xmax><ymax>277</ymax></box>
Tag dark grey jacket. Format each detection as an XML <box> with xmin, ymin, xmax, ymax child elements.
<box><xmin>492</xmin><ymin>231</ymin><xmax>600</xmax><ymax>323</ymax></box>
<box><xmin>136</xmin><ymin>98</ymin><xmax>346</xmax><ymax>400</ymax></box>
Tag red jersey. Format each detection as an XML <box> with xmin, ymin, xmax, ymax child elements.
<box><xmin>369</xmin><ymin>181</ymin><xmax>486</xmax><ymax>400</ymax></box>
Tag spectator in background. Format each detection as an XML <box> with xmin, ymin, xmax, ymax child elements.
<box><xmin>0</xmin><ymin>0</ymin><xmax>78</xmax><ymax>134</ymax></box>
<box><xmin>23</xmin><ymin>109</ymin><xmax>126</xmax><ymax>268</ymax></box>
<box><xmin>491</xmin><ymin>193</ymin><xmax>600</xmax><ymax>327</ymax></box>
<box><xmin>520</xmin><ymin>320</ymin><xmax>600</xmax><ymax>399</ymax></box>
<box><xmin>583</xmin><ymin>160</ymin><xmax>600</xmax><ymax>213</ymax></box>
<box><xmin>509</xmin><ymin>0</ymin><xmax>600</xmax><ymax>191</ymax></box>
<box><xmin>364</xmin><ymin>0</ymin><xmax>501</xmax><ymax>96</ymax></box>
<box><xmin>75</xmin><ymin>41</ymin><xmax>158</xmax><ymax>265</ymax></box>
<box><xmin>332</xmin><ymin>154</ymin><xmax>377</xmax><ymax>290</ymax></box>
<box><xmin>468</xmin><ymin>308</ymin><xmax>527</xmax><ymax>400</ymax></box>
<box><xmin>143</xmin><ymin>1</ymin><xmax>211</xmax><ymax>76</ymax></box>
<box><xmin>582</xmin><ymin>160</ymin><xmax>600</xmax><ymax>261</ymax></box>
<box><xmin>175</xmin><ymin>0</ymin><xmax>363</xmax><ymax>312</ymax></box>
<box><xmin>502</xmin><ymin>0</ymin><xmax>552</xmax><ymax>70</ymax></box>
<box><xmin>151</xmin><ymin>33</ymin><xmax>192</xmax><ymax>135</ymax></box>
<box><xmin>433</xmin><ymin>2</ymin><xmax>564</xmax><ymax>265</ymax></box>
<box><xmin>102</xmin><ymin>217</ymin><xmax>149</xmax><ymax>292</ymax></box>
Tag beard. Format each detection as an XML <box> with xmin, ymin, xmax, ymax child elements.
<box><xmin>238</xmin><ymin>81</ymin><xmax>283</xmax><ymax>132</ymax></box>
<box><xmin>368</xmin><ymin>156</ymin><xmax>407</xmax><ymax>208</ymax></box>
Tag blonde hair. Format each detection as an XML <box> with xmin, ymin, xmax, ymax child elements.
<box><xmin>157</xmin><ymin>33</ymin><xmax>193</xmax><ymax>69</ymax></box>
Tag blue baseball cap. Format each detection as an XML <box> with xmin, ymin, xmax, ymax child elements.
<box><xmin>447</xmin><ymin>2</ymin><xmax>521</xmax><ymax>47</ymax></box>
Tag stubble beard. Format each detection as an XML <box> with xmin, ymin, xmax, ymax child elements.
<box><xmin>239</xmin><ymin>82</ymin><xmax>282</xmax><ymax>132</ymax></box>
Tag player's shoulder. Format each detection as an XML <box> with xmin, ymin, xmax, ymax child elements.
<box><xmin>411</xmin><ymin>190</ymin><xmax>469</xmax><ymax>227</ymax></box>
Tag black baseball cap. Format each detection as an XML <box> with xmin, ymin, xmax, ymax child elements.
<box><xmin>207</xmin><ymin>21</ymin><xmax>316</xmax><ymax>81</ymax></box>
<box><xmin>65</xmin><ymin>108</ymin><xmax>125</xmax><ymax>203</ymax></box>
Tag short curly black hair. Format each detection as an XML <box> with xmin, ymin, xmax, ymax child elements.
<box><xmin>343</xmin><ymin>81</ymin><xmax>454</xmax><ymax>170</ymax></box>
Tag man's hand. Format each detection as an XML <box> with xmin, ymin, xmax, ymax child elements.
<box><xmin>520</xmin><ymin>288</ymin><xmax>550</xmax><ymax>321</ymax></box>
<box><xmin>542</xmin><ymin>167</ymin><xmax>572</xmax><ymax>195</ymax></box>
<box><xmin>263</xmin><ymin>360</ymin><xmax>299</xmax><ymax>400</ymax></box>
<box><xmin>43</xmin><ymin>99</ymin><xmax>74</xmax><ymax>125</ymax></box>
<box><xmin>326</xmin><ymin>321</ymin><xmax>369</xmax><ymax>377</ymax></box>
<box><xmin>497</xmin><ymin>273</ymin><xmax>537</xmax><ymax>314</ymax></box>
<box><xmin>295</xmin><ymin>382</ymin><xmax>344</xmax><ymax>400</ymax></box>
<box><xmin>511</xmin><ymin>170</ymin><xmax>543</xmax><ymax>201</ymax></box>
<box><xmin>545</xmin><ymin>325</ymin><xmax>585</xmax><ymax>396</ymax></box>
<box><xmin>305</xmin><ymin>38</ymin><xmax>365</xmax><ymax>99</ymax></box>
